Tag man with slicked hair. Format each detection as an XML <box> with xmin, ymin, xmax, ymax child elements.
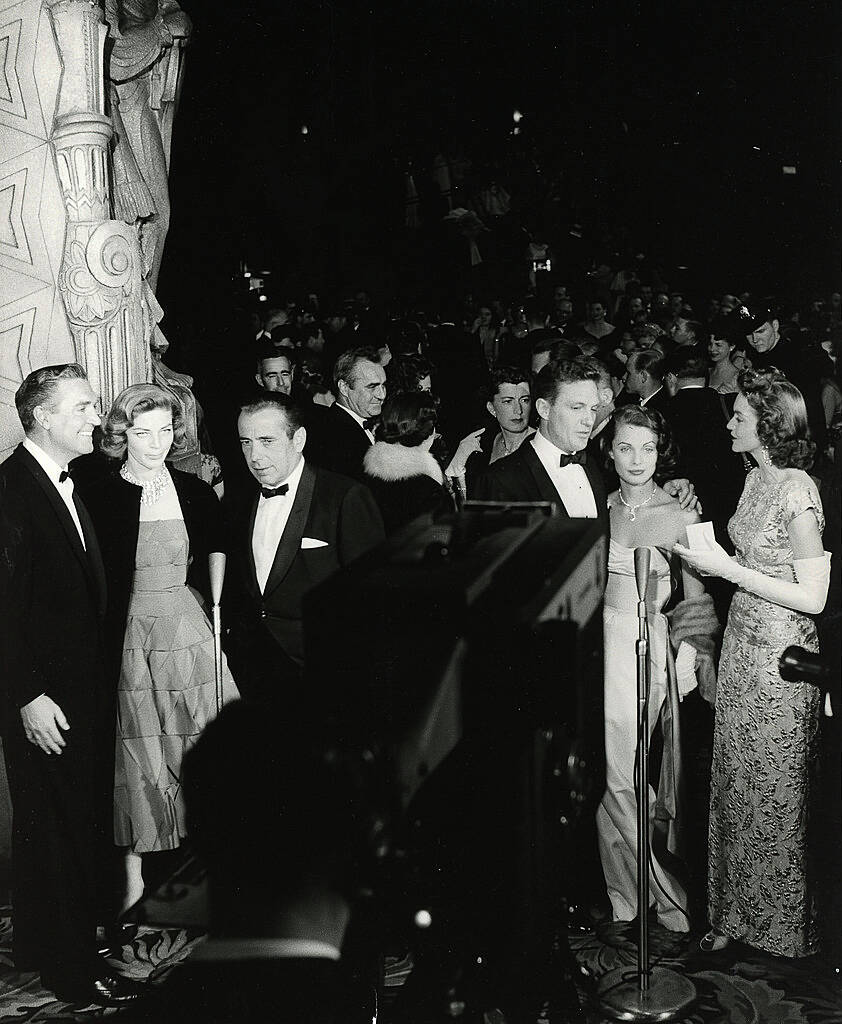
<box><xmin>225</xmin><ymin>392</ymin><xmax>384</xmax><ymax>701</ymax></box>
<box><xmin>0</xmin><ymin>364</ymin><xmax>143</xmax><ymax>1007</ymax></box>
<box><xmin>304</xmin><ymin>346</ymin><xmax>386</xmax><ymax>481</ymax></box>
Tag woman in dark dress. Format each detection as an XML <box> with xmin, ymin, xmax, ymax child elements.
<box><xmin>80</xmin><ymin>384</ymin><xmax>238</xmax><ymax>912</ymax></box>
<box><xmin>362</xmin><ymin>392</ymin><xmax>453</xmax><ymax>534</ymax></box>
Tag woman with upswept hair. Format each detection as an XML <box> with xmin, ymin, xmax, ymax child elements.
<box><xmin>362</xmin><ymin>391</ymin><xmax>453</xmax><ymax>534</ymax></box>
<box><xmin>79</xmin><ymin>383</ymin><xmax>238</xmax><ymax>914</ymax></box>
<box><xmin>675</xmin><ymin>368</ymin><xmax>830</xmax><ymax>956</ymax></box>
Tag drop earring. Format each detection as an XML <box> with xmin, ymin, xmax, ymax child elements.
<box><xmin>761</xmin><ymin>445</ymin><xmax>772</xmax><ymax>466</ymax></box>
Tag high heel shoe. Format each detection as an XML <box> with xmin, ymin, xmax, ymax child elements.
<box><xmin>699</xmin><ymin>928</ymin><xmax>730</xmax><ymax>952</ymax></box>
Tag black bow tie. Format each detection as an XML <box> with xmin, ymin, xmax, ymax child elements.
<box><xmin>261</xmin><ymin>483</ymin><xmax>289</xmax><ymax>499</ymax></box>
<box><xmin>362</xmin><ymin>418</ymin><xmax>378</xmax><ymax>432</ymax></box>
<box><xmin>59</xmin><ymin>470</ymin><xmax>70</xmax><ymax>483</ymax></box>
<box><xmin>559</xmin><ymin>450</ymin><xmax>586</xmax><ymax>468</ymax></box>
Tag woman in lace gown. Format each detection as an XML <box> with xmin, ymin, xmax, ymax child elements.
<box><xmin>676</xmin><ymin>369</ymin><xmax>830</xmax><ymax>956</ymax></box>
<box><xmin>82</xmin><ymin>384</ymin><xmax>238</xmax><ymax>912</ymax></box>
<box><xmin>598</xmin><ymin>405</ymin><xmax>705</xmax><ymax>932</ymax></box>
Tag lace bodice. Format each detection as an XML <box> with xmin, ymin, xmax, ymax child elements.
<box><xmin>729</xmin><ymin>469</ymin><xmax>824</xmax><ymax>581</ymax></box>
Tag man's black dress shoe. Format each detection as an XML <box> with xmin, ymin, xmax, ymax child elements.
<box><xmin>42</xmin><ymin>971</ymin><xmax>147</xmax><ymax>1008</ymax></box>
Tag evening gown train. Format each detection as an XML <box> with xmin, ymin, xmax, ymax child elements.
<box><xmin>708</xmin><ymin>469</ymin><xmax>824</xmax><ymax>956</ymax></box>
<box><xmin>114</xmin><ymin>519</ymin><xmax>237</xmax><ymax>852</ymax></box>
<box><xmin>598</xmin><ymin>540</ymin><xmax>689</xmax><ymax>932</ymax></box>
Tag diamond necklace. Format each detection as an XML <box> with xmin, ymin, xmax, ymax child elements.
<box><xmin>120</xmin><ymin>463</ymin><xmax>169</xmax><ymax>505</ymax></box>
<box><xmin>618</xmin><ymin>484</ymin><xmax>656</xmax><ymax>522</ymax></box>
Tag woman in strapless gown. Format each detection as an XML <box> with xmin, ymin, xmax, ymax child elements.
<box><xmin>598</xmin><ymin>405</ymin><xmax>705</xmax><ymax>932</ymax></box>
<box><xmin>84</xmin><ymin>384</ymin><xmax>238</xmax><ymax>912</ymax></box>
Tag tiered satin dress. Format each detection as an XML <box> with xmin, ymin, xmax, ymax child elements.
<box><xmin>114</xmin><ymin>519</ymin><xmax>237</xmax><ymax>853</ymax></box>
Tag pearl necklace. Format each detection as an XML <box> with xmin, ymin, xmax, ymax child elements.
<box><xmin>120</xmin><ymin>463</ymin><xmax>169</xmax><ymax>505</ymax></box>
<box><xmin>618</xmin><ymin>484</ymin><xmax>656</xmax><ymax>522</ymax></box>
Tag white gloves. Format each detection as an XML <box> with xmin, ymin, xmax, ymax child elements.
<box><xmin>674</xmin><ymin>541</ymin><xmax>831</xmax><ymax>616</ymax></box>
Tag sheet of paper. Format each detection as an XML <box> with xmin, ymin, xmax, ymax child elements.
<box><xmin>685</xmin><ymin>521</ymin><xmax>717</xmax><ymax>551</ymax></box>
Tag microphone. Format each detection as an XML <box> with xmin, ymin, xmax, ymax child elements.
<box><xmin>634</xmin><ymin>547</ymin><xmax>651</xmax><ymax>603</ymax></box>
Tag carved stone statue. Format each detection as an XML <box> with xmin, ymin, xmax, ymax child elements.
<box><xmin>105</xmin><ymin>0</ymin><xmax>192</xmax><ymax>293</ymax></box>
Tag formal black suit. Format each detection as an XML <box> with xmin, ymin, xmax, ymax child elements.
<box><xmin>658</xmin><ymin>385</ymin><xmax>747</xmax><ymax>534</ymax></box>
<box><xmin>224</xmin><ymin>460</ymin><xmax>385</xmax><ymax>702</ymax></box>
<box><xmin>641</xmin><ymin>387</ymin><xmax>672</xmax><ymax>417</ymax></box>
<box><xmin>0</xmin><ymin>444</ymin><xmax>110</xmax><ymax>984</ymax></box>
<box><xmin>304</xmin><ymin>403</ymin><xmax>372</xmax><ymax>482</ymax></box>
<box><xmin>473</xmin><ymin>435</ymin><xmax>608</xmax><ymax>523</ymax></box>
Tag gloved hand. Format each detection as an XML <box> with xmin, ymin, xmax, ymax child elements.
<box><xmin>674</xmin><ymin>542</ymin><xmax>831</xmax><ymax>615</ymax></box>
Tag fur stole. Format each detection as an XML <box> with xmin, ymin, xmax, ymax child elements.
<box><xmin>666</xmin><ymin>593</ymin><xmax>721</xmax><ymax>706</ymax></box>
<box><xmin>364</xmin><ymin>442</ymin><xmax>444</xmax><ymax>485</ymax></box>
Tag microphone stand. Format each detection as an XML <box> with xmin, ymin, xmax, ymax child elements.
<box><xmin>597</xmin><ymin>547</ymin><xmax>696</xmax><ymax>1021</ymax></box>
<box><xmin>209</xmin><ymin>552</ymin><xmax>226</xmax><ymax>716</ymax></box>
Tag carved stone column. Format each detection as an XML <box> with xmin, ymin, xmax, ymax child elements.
<box><xmin>49</xmin><ymin>0</ymin><xmax>151</xmax><ymax>411</ymax></box>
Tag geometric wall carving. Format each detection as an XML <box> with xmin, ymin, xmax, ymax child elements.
<box><xmin>0</xmin><ymin>144</ymin><xmax>56</xmax><ymax>283</ymax></box>
<box><xmin>0</xmin><ymin>0</ymin><xmax>54</xmax><ymax>142</ymax></box>
<box><xmin>0</xmin><ymin>165</ymin><xmax>30</xmax><ymax>259</ymax></box>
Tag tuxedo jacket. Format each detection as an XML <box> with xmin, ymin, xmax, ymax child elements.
<box><xmin>473</xmin><ymin>437</ymin><xmax>609</xmax><ymax>523</ymax></box>
<box><xmin>0</xmin><ymin>444</ymin><xmax>107</xmax><ymax>731</ymax></box>
<box><xmin>641</xmin><ymin>388</ymin><xmax>672</xmax><ymax>417</ymax></box>
<box><xmin>76</xmin><ymin>461</ymin><xmax>227</xmax><ymax>688</ymax></box>
<box><xmin>304</xmin><ymin>403</ymin><xmax>371</xmax><ymax>482</ymax></box>
<box><xmin>660</xmin><ymin>386</ymin><xmax>746</xmax><ymax>529</ymax></box>
<box><xmin>225</xmin><ymin>461</ymin><xmax>384</xmax><ymax>671</ymax></box>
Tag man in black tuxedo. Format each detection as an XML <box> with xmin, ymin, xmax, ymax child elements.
<box><xmin>0</xmin><ymin>364</ymin><xmax>143</xmax><ymax>1007</ymax></box>
<box><xmin>623</xmin><ymin>348</ymin><xmax>671</xmax><ymax>415</ymax></box>
<box><xmin>226</xmin><ymin>392</ymin><xmax>384</xmax><ymax>703</ymax></box>
<box><xmin>661</xmin><ymin>347</ymin><xmax>746</xmax><ymax>534</ymax></box>
<box><xmin>304</xmin><ymin>346</ymin><xmax>386</xmax><ymax>481</ymax></box>
<box><xmin>473</xmin><ymin>357</ymin><xmax>608</xmax><ymax>521</ymax></box>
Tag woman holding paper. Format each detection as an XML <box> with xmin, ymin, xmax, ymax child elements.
<box><xmin>598</xmin><ymin>404</ymin><xmax>708</xmax><ymax>932</ymax></box>
<box><xmin>675</xmin><ymin>368</ymin><xmax>829</xmax><ymax>956</ymax></box>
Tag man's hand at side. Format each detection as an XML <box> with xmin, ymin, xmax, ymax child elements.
<box><xmin>20</xmin><ymin>695</ymin><xmax>69</xmax><ymax>755</ymax></box>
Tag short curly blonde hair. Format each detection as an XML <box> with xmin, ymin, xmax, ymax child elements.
<box><xmin>99</xmin><ymin>383</ymin><xmax>187</xmax><ymax>460</ymax></box>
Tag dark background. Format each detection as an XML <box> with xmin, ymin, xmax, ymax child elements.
<box><xmin>157</xmin><ymin>0</ymin><xmax>841</xmax><ymax>340</ymax></box>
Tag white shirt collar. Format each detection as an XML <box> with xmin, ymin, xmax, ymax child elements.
<box><xmin>532</xmin><ymin>426</ymin><xmax>583</xmax><ymax>461</ymax></box>
<box><xmin>192</xmin><ymin>937</ymin><xmax>341</xmax><ymax>962</ymax></box>
<box><xmin>258</xmin><ymin>455</ymin><xmax>305</xmax><ymax>501</ymax></box>
<box><xmin>640</xmin><ymin>385</ymin><xmax>663</xmax><ymax>406</ymax></box>
<box><xmin>23</xmin><ymin>437</ymin><xmax>70</xmax><ymax>486</ymax></box>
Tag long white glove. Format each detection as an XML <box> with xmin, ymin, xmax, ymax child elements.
<box><xmin>673</xmin><ymin>542</ymin><xmax>831</xmax><ymax>616</ymax></box>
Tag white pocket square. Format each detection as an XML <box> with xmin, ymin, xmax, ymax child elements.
<box><xmin>301</xmin><ymin>537</ymin><xmax>328</xmax><ymax>549</ymax></box>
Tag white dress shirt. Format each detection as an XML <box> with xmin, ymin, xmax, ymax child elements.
<box><xmin>640</xmin><ymin>385</ymin><xmax>663</xmax><ymax>407</ymax></box>
<box><xmin>336</xmin><ymin>403</ymin><xmax>375</xmax><ymax>444</ymax></box>
<box><xmin>252</xmin><ymin>457</ymin><xmax>306</xmax><ymax>593</ymax></box>
<box><xmin>23</xmin><ymin>438</ymin><xmax>86</xmax><ymax>548</ymax></box>
<box><xmin>531</xmin><ymin>430</ymin><xmax>598</xmax><ymax>519</ymax></box>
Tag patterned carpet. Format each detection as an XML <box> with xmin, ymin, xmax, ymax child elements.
<box><xmin>0</xmin><ymin>911</ymin><xmax>204</xmax><ymax>1022</ymax></box>
<box><xmin>0</xmin><ymin>908</ymin><xmax>839</xmax><ymax>1022</ymax></box>
<box><xmin>572</xmin><ymin>919</ymin><xmax>842</xmax><ymax>1024</ymax></box>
